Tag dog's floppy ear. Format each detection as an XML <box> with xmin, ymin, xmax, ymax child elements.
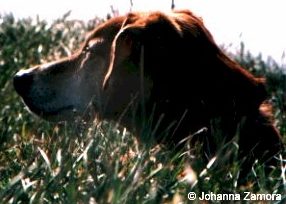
<box><xmin>103</xmin><ymin>16</ymin><xmax>145</xmax><ymax>89</ymax></box>
<box><xmin>103</xmin><ymin>12</ymin><xmax>184</xmax><ymax>89</ymax></box>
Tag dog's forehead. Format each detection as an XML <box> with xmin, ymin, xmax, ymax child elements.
<box><xmin>85</xmin><ymin>11</ymin><xmax>185</xmax><ymax>42</ymax></box>
<box><xmin>87</xmin><ymin>16</ymin><xmax>126</xmax><ymax>41</ymax></box>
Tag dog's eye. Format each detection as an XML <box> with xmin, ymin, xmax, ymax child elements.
<box><xmin>83</xmin><ymin>46</ymin><xmax>90</xmax><ymax>53</ymax></box>
<box><xmin>81</xmin><ymin>38</ymin><xmax>105</xmax><ymax>57</ymax></box>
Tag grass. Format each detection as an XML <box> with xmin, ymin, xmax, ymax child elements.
<box><xmin>0</xmin><ymin>13</ymin><xmax>285</xmax><ymax>203</ymax></box>
<box><xmin>1</xmin><ymin>118</ymin><xmax>284</xmax><ymax>203</ymax></box>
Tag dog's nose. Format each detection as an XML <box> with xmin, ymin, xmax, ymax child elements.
<box><xmin>13</xmin><ymin>70</ymin><xmax>34</xmax><ymax>95</ymax></box>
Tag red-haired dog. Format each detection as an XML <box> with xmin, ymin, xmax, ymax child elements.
<box><xmin>14</xmin><ymin>10</ymin><xmax>284</xmax><ymax>178</ymax></box>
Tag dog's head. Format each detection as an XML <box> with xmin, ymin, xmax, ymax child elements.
<box><xmin>13</xmin><ymin>16</ymin><xmax>123</xmax><ymax>121</ymax></box>
<box><xmin>14</xmin><ymin>10</ymin><xmax>266</xmax><ymax>125</ymax></box>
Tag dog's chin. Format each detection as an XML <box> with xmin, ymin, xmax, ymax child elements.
<box><xmin>24</xmin><ymin>103</ymin><xmax>86</xmax><ymax>122</ymax></box>
<box><xmin>20</xmin><ymin>95</ymin><xmax>99</xmax><ymax>123</ymax></box>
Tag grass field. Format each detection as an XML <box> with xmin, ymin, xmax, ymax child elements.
<box><xmin>0</xmin><ymin>13</ymin><xmax>285</xmax><ymax>203</ymax></box>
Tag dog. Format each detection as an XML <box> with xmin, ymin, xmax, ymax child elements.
<box><xmin>14</xmin><ymin>10</ymin><xmax>284</xmax><ymax>177</ymax></box>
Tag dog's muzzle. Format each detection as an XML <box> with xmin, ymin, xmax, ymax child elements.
<box><xmin>13</xmin><ymin>69</ymin><xmax>34</xmax><ymax>97</ymax></box>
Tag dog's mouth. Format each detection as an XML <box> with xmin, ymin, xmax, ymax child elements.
<box><xmin>22</xmin><ymin>98</ymin><xmax>78</xmax><ymax>122</ymax></box>
<box><xmin>22</xmin><ymin>97</ymin><xmax>99</xmax><ymax>122</ymax></box>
